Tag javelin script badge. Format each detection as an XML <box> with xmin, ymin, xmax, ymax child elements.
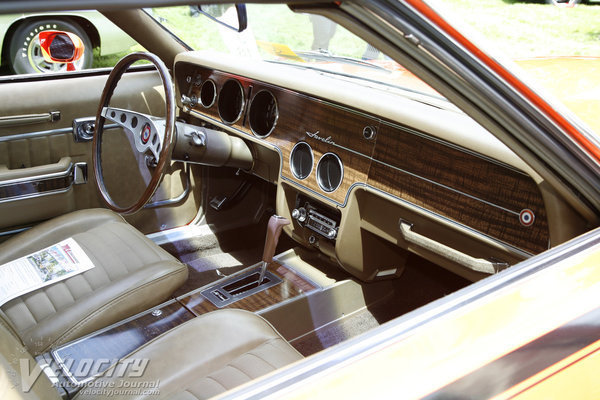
<box><xmin>306</xmin><ymin>131</ymin><xmax>335</xmax><ymax>146</ymax></box>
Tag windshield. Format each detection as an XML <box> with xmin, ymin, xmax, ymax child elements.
<box><xmin>153</xmin><ymin>2</ymin><xmax>600</xmax><ymax>135</ymax></box>
<box><xmin>152</xmin><ymin>4</ymin><xmax>441</xmax><ymax>99</ymax></box>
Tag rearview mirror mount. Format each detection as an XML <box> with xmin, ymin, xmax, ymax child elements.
<box><xmin>193</xmin><ymin>4</ymin><xmax>248</xmax><ymax>32</ymax></box>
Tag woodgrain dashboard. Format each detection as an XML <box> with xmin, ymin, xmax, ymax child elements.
<box><xmin>175</xmin><ymin>61</ymin><xmax>549</xmax><ymax>257</ymax></box>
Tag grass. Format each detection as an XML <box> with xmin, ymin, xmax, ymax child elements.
<box><xmin>148</xmin><ymin>5</ymin><xmax>369</xmax><ymax>60</ymax></box>
<box><xmin>435</xmin><ymin>0</ymin><xmax>600</xmax><ymax>57</ymax></box>
<box><xmin>93</xmin><ymin>1</ymin><xmax>600</xmax><ymax>70</ymax></box>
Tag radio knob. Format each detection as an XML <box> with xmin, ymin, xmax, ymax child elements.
<box><xmin>326</xmin><ymin>228</ymin><xmax>337</xmax><ymax>240</ymax></box>
<box><xmin>291</xmin><ymin>207</ymin><xmax>307</xmax><ymax>223</ymax></box>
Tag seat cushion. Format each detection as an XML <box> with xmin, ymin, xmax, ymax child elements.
<box><xmin>0</xmin><ymin>208</ymin><xmax>188</xmax><ymax>355</ymax></box>
<box><xmin>75</xmin><ymin>309</ymin><xmax>303</xmax><ymax>400</ymax></box>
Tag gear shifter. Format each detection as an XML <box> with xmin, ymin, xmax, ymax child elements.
<box><xmin>258</xmin><ymin>215</ymin><xmax>290</xmax><ymax>285</ymax></box>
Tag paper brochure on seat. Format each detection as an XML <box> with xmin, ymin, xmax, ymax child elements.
<box><xmin>0</xmin><ymin>238</ymin><xmax>94</xmax><ymax>307</ymax></box>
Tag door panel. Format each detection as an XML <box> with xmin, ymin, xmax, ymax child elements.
<box><xmin>0</xmin><ymin>69</ymin><xmax>201</xmax><ymax>234</ymax></box>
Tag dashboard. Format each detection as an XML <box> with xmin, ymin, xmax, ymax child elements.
<box><xmin>173</xmin><ymin>52</ymin><xmax>561</xmax><ymax>282</ymax></box>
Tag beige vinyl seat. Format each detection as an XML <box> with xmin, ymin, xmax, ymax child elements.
<box><xmin>1</xmin><ymin>309</ymin><xmax>303</xmax><ymax>400</ymax></box>
<box><xmin>0</xmin><ymin>208</ymin><xmax>188</xmax><ymax>356</ymax></box>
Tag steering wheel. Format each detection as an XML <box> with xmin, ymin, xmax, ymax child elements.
<box><xmin>93</xmin><ymin>52</ymin><xmax>175</xmax><ymax>214</ymax></box>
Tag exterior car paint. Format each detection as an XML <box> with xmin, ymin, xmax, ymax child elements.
<box><xmin>0</xmin><ymin>1</ymin><xmax>599</xmax><ymax>399</ymax></box>
<box><xmin>0</xmin><ymin>11</ymin><xmax>136</xmax><ymax>70</ymax></box>
<box><xmin>258</xmin><ymin>232</ymin><xmax>600</xmax><ymax>399</ymax></box>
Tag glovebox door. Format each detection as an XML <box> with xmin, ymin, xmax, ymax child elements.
<box><xmin>0</xmin><ymin>69</ymin><xmax>200</xmax><ymax>234</ymax></box>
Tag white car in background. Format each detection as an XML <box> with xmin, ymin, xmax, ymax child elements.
<box><xmin>0</xmin><ymin>10</ymin><xmax>136</xmax><ymax>74</ymax></box>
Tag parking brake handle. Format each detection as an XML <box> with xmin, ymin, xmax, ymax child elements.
<box><xmin>258</xmin><ymin>215</ymin><xmax>290</xmax><ymax>285</ymax></box>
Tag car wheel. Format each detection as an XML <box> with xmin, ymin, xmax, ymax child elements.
<box><xmin>8</xmin><ymin>19</ymin><xmax>93</xmax><ymax>74</ymax></box>
<box><xmin>545</xmin><ymin>0</ymin><xmax>582</xmax><ymax>5</ymax></box>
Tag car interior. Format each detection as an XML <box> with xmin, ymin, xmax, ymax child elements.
<box><xmin>0</xmin><ymin>3</ymin><xmax>596</xmax><ymax>399</ymax></box>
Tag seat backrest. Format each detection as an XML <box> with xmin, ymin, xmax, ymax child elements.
<box><xmin>0</xmin><ymin>319</ymin><xmax>60</xmax><ymax>400</ymax></box>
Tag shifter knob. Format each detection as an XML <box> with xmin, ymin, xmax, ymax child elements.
<box><xmin>258</xmin><ymin>215</ymin><xmax>290</xmax><ymax>286</ymax></box>
<box><xmin>262</xmin><ymin>215</ymin><xmax>290</xmax><ymax>264</ymax></box>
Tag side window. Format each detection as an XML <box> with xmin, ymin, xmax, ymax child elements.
<box><xmin>0</xmin><ymin>11</ymin><xmax>139</xmax><ymax>76</ymax></box>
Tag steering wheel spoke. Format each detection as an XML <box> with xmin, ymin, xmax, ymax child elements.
<box><xmin>93</xmin><ymin>52</ymin><xmax>175</xmax><ymax>215</ymax></box>
<box><xmin>101</xmin><ymin>106</ymin><xmax>166</xmax><ymax>162</ymax></box>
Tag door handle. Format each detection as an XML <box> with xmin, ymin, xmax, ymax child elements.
<box><xmin>398</xmin><ymin>220</ymin><xmax>507</xmax><ymax>274</ymax></box>
<box><xmin>0</xmin><ymin>111</ymin><xmax>61</xmax><ymax>128</ymax></box>
<box><xmin>0</xmin><ymin>157</ymin><xmax>88</xmax><ymax>203</ymax></box>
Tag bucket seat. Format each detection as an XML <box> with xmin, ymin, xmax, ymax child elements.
<box><xmin>1</xmin><ymin>309</ymin><xmax>303</xmax><ymax>399</ymax></box>
<box><xmin>0</xmin><ymin>208</ymin><xmax>188</xmax><ymax>355</ymax></box>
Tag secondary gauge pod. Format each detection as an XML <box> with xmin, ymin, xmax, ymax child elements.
<box><xmin>316</xmin><ymin>152</ymin><xmax>344</xmax><ymax>193</ymax></box>
<box><xmin>290</xmin><ymin>142</ymin><xmax>313</xmax><ymax>180</ymax></box>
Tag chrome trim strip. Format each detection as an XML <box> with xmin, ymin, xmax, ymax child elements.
<box><xmin>0</xmin><ymin>163</ymin><xmax>73</xmax><ymax>186</ymax></box>
<box><xmin>147</xmin><ymin>224</ymin><xmax>215</xmax><ymax>246</ymax></box>
<box><xmin>184</xmin><ymin>110</ymin><xmax>532</xmax><ymax>254</ymax></box>
<box><xmin>372</xmin><ymin>156</ymin><xmax>520</xmax><ymax>216</ymax></box>
<box><xmin>205</xmin><ymin>65</ymin><xmax>527</xmax><ymax>174</ymax></box>
<box><xmin>52</xmin><ymin>298</ymin><xmax>182</xmax><ymax>386</ymax></box>
<box><xmin>362</xmin><ymin>184</ymin><xmax>534</xmax><ymax>257</ymax></box>
<box><xmin>200</xmin><ymin>268</ymin><xmax>283</xmax><ymax>308</ymax></box>
<box><xmin>0</xmin><ymin>163</ymin><xmax>77</xmax><ymax>204</ymax></box>
<box><xmin>0</xmin><ymin>126</ymin><xmax>72</xmax><ymax>142</ymax></box>
<box><xmin>380</xmin><ymin>119</ymin><xmax>530</xmax><ymax>176</ymax></box>
<box><xmin>0</xmin><ymin>123</ymin><xmax>119</xmax><ymax>143</ymax></box>
<box><xmin>0</xmin><ymin>186</ymin><xmax>73</xmax><ymax>204</ymax></box>
<box><xmin>190</xmin><ymin>100</ymin><xmax>522</xmax><ymax>215</ymax></box>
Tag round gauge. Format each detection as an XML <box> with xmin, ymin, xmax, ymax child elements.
<box><xmin>316</xmin><ymin>153</ymin><xmax>343</xmax><ymax>192</ymax></box>
<box><xmin>248</xmin><ymin>90</ymin><xmax>278</xmax><ymax>138</ymax></box>
<box><xmin>290</xmin><ymin>142</ymin><xmax>313</xmax><ymax>180</ymax></box>
<box><xmin>218</xmin><ymin>79</ymin><xmax>244</xmax><ymax>124</ymax></box>
<box><xmin>200</xmin><ymin>79</ymin><xmax>216</xmax><ymax>108</ymax></box>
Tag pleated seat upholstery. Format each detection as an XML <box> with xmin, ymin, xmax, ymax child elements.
<box><xmin>74</xmin><ymin>309</ymin><xmax>303</xmax><ymax>400</ymax></box>
<box><xmin>0</xmin><ymin>208</ymin><xmax>188</xmax><ymax>355</ymax></box>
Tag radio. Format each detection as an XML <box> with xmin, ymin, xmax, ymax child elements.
<box><xmin>291</xmin><ymin>197</ymin><xmax>340</xmax><ymax>240</ymax></box>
